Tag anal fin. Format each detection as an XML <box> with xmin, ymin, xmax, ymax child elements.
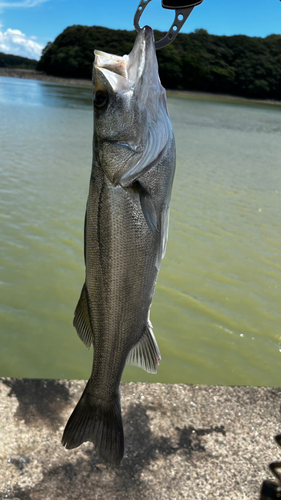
<box><xmin>73</xmin><ymin>283</ymin><xmax>93</xmax><ymax>349</ymax></box>
<box><xmin>126</xmin><ymin>320</ymin><xmax>161</xmax><ymax>374</ymax></box>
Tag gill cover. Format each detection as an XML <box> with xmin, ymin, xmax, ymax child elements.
<box><xmin>93</xmin><ymin>26</ymin><xmax>172</xmax><ymax>186</ymax></box>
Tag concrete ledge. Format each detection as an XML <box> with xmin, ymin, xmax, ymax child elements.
<box><xmin>1</xmin><ymin>378</ymin><xmax>280</xmax><ymax>499</ymax></box>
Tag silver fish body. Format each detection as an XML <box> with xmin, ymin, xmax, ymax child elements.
<box><xmin>62</xmin><ymin>26</ymin><xmax>176</xmax><ymax>465</ymax></box>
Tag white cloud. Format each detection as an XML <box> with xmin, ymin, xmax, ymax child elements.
<box><xmin>0</xmin><ymin>28</ymin><xmax>44</xmax><ymax>59</ymax></box>
<box><xmin>0</xmin><ymin>0</ymin><xmax>49</xmax><ymax>9</ymax></box>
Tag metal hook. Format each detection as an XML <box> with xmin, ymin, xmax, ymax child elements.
<box><xmin>134</xmin><ymin>0</ymin><xmax>194</xmax><ymax>49</ymax></box>
<box><xmin>260</xmin><ymin>435</ymin><xmax>281</xmax><ymax>500</ymax></box>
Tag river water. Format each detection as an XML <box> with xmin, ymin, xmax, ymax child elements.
<box><xmin>1</xmin><ymin>76</ymin><xmax>281</xmax><ymax>386</ymax></box>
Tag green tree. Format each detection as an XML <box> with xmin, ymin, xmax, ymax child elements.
<box><xmin>37</xmin><ymin>25</ymin><xmax>281</xmax><ymax>100</ymax></box>
<box><xmin>0</xmin><ymin>52</ymin><xmax>37</xmax><ymax>69</ymax></box>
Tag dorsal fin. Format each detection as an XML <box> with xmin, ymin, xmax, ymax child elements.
<box><xmin>73</xmin><ymin>284</ymin><xmax>94</xmax><ymax>349</ymax></box>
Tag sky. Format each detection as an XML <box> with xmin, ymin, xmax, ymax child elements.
<box><xmin>0</xmin><ymin>0</ymin><xmax>280</xmax><ymax>60</ymax></box>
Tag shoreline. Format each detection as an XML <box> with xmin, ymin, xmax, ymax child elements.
<box><xmin>0</xmin><ymin>67</ymin><xmax>92</xmax><ymax>87</ymax></box>
<box><xmin>1</xmin><ymin>67</ymin><xmax>280</xmax><ymax>106</ymax></box>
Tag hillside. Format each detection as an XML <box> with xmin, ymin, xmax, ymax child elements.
<box><xmin>37</xmin><ymin>25</ymin><xmax>281</xmax><ymax>100</ymax></box>
<box><xmin>0</xmin><ymin>52</ymin><xmax>37</xmax><ymax>70</ymax></box>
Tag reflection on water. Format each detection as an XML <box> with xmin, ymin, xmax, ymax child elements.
<box><xmin>1</xmin><ymin>76</ymin><xmax>281</xmax><ymax>386</ymax></box>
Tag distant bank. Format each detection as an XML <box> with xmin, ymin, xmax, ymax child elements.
<box><xmin>0</xmin><ymin>67</ymin><xmax>92</xmax><ymax>86</ymax></box>
<box><xmin>1</xmin><ymin>67</ymin><xmax>280</xmax><ymax>106</ymax></box>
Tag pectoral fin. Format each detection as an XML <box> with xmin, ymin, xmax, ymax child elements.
<box><xmin>83</xmin><ymin>207</ymin><xmax>87</xmax><ymax>264</ymax></box>
<box><xmin>126</xmin><ymin>319</ymin><xmax>161</xmax><ymax>374</ymax></box>
<box><xmin>155</xmin><ymin>204</ymin><xmax>170</xmax><ymax>270</ymax></box>
<box><xmin>73</xmin><ymin>284</ymin><xmax>93</xmax><ymax>349</ymax></box>
<box><xmin>134</xmin><ymin>181</ymin><xmax>157</xmax><ymax>234</ymax></box>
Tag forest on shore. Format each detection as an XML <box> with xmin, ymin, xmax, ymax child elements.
<box><xmin>0</xmin><ymin>52</ymin><xmax>37</xmax><ymax>70</ymax></box>
<box><xmin>3</xmin><ymin>25</ymin><xmax>281</xmax><ymax>100</ymax></box>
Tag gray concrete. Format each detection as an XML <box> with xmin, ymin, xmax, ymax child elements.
<box><xmin>1</xmin><ymin>378</ymin><xmax>280</xmax><ymax>499</ymax></box>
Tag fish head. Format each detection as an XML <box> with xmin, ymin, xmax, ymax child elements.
<box><xmin>93</xmin><ymin>26</ymin><xmax>172</xmax><ymax>186</ymax></box>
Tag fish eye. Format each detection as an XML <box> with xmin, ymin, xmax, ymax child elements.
<box><xmin>94</xmin><ymin>91</ymin><xmax>108</xmax><ymax>109</ymax></box>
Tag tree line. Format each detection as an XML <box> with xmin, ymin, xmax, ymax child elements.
<box><xmin>29</xmin><ymin>25</ymin><xmax>281</xmax><ymax>100</ymax></box>
<box><xmin>0</xmin><ymin>52</ymin><xmax>37</xmax><ymax>69</ymax></box>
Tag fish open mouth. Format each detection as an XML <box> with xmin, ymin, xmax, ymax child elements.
<box><xmin>94</xmin><ymin>51</ymin><xmax>128</xmax><ymax>79</ymax></box>
<box><xmin>94</xmin><ymin>26</ymin><xmax>157</xmax><ymax>92</ymax></box>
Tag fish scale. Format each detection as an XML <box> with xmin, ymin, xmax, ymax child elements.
<box><xmin>62</xmin><ymin>26</ymin><xmax>176</xmax><ymax>465</ymax></box>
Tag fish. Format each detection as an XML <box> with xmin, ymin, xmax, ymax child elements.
<box><xmin>62</xmin><ymin>25</ymin><xmax>176</xmax><ymax>466</ymax></box>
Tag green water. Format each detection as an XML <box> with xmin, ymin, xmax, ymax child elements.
<box><xmin>1</xmin><ymin>76</ymin><xmax>281</xmax><ymax>386</ymax></box>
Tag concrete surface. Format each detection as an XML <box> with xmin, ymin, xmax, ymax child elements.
<box><xmin>1</xmin><ymin>378</ymin><xmax>281</xmax><ymax>499</ymax></box>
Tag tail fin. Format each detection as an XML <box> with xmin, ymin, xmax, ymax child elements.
<box><xmin>62</xmin><ymin>382</ymin><xmax>124</xmax><ymax>466</ymax></box>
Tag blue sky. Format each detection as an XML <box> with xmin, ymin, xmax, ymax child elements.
<box><xmin>0</xmin><ymin>0</ymin><xmax>280</xmax><ymax>60</ymax></box>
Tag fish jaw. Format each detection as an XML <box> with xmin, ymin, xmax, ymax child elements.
<box><xmin>92</xmin><ymin>26</ymin><xmax>172</xmax><ymax>186</ymax></box>
<box><xmin>94</xmin><ymin>26</ymin><xmax>163</xmax><ymax>98</ymax></box>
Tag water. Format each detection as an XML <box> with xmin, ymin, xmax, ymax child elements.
<box><xmin>1</xmin><ymin>76</ymin><xmax>281</xmax><ymax>386</ymax></box>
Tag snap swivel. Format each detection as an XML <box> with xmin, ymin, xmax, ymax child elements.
<box><xmin>134</xmin><ymin>0</ymin><xmax>204</xmax><ymax>49</ymax></box>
